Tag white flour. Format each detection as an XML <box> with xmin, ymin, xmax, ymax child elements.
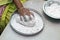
<box><xmin>45</xmin><ymin>3</ymin><xmax>60</xmax><ymax>18</ymax></box>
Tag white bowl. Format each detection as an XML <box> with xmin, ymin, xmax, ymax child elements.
<box><xmin>43</xmin><ymin>1</ymin><xmax>60</xmax><ymax>19</ymax></box>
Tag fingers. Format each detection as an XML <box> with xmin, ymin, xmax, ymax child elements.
<box><xmin>20</xmin><ymin>15</ymin><xmax>32</xmax><ymax>22</ymax></box>
<box><xmin>18</xmin><ymin>8</ymin><xmax>35</xmax><ymax>22</ymax></box>
<box><xmin>20</xmin><ymin>14</ymin><xmax>34</xmax><ymax>22</ymax></box>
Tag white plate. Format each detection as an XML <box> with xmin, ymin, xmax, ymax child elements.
<box><xmin>43</xmin><ymin>1</ymin><xmax>60</xmax><ymax>19</ymax></box>
<box><xmin>10</xmin><ymin>8</ymin><xmax>44</xmax><ymax>36</ymax></box>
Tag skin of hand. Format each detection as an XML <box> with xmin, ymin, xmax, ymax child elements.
<box><xmin>18</xmin><ymin>7</ymin><xmax>32</xmax><ymax>16</ymax></box>
<box><xmin>13</xmin><ymin>0</ymin><xmax>32</xmax><ymax>16</ymax></box>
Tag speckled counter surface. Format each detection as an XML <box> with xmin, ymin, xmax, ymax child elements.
<box><xmin>0</xmin><ymin>0</ymin><xmax>60</xmax><ymax>40</ymax></box>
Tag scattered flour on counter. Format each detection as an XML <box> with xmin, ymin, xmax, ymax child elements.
<box><xmin>45</xmin><ymin>3</ymin><xmax>60</xmax><ymax>18</ymax></box>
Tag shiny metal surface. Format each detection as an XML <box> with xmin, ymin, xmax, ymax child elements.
<box><xmin>0</xmin><ymin>0</ymin><xmax>60</xmax><ymax>40</ymax></box>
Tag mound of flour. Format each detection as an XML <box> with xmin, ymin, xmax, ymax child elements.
<box><xmin>45</xmin><ymin>3</ymin><xmax>60</xmax><ymax>18</ymax></box>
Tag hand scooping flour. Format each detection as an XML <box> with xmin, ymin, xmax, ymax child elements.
<box><xmin>16</xmin><ymin>12</ymin><xmax>35</xmax><ymax>27</ymax></box>
<box><xmin>45</xmin><ymin>3</ymin><xmax>60</xmax><ymax>18</ymax></box>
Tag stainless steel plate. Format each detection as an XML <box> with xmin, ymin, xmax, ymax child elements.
<box><xmin>43</xmin><ymin>1</ymin><xmax>60</xmax><ymax>19</ymax></box>
<box><xmin>10</xmin><ymin>8</ymin><xmax>44</xmax><ymax>36</ymax></box>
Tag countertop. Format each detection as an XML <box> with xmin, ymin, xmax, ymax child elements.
<box><xmin>0</xmin><ymin>0</ymin><xmax>60</xmax><ymax>40</ymax></box>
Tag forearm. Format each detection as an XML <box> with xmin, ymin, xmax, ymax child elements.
<box><xmin>13</xmin><ymin>0</ymin><xmax>23</xmax><ymax>9</ymax></box>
